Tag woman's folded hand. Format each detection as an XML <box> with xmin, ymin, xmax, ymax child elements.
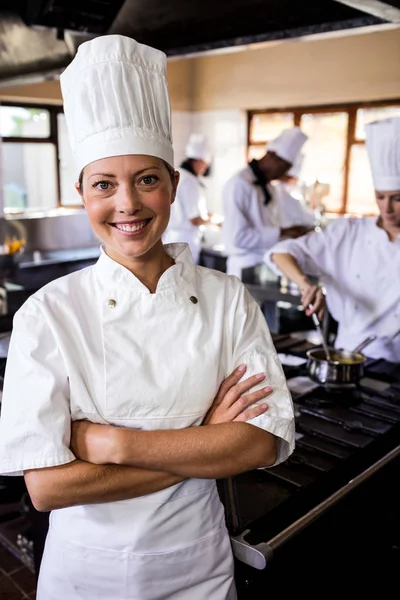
<box><xmin>203</xmin><ymin>365</ymin><xmax>272</xmax><ymax>426</ymax></box>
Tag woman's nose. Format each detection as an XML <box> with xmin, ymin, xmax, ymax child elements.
<box><xmin>115</xmin><ymin>186</ymin><xmax>142</xmax><ymax>213</ymax></box>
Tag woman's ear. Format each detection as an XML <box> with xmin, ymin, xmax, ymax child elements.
<box><xmin>75</xmin><ymin>182</ymin><xmax>85</xmax><ymax>205</ymax></box>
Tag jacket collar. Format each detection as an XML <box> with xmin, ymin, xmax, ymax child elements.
<box><xmin>94</xmin><ymin>242</ymin><xmax>195</xmax><ymax>294</ymax></box>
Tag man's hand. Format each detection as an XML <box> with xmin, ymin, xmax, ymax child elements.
<box><xmin>203</xmin><ymin>365</ymin><xmax>272</xmax><ymax>425</ymax></box>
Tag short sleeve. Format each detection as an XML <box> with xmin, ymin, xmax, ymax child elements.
<box><xmin>226</xmin><ymin>282</ymin><xmax>295</xmax><ymax>466</ymax></box>
<box><xmin>0</xmin><ymin>298</ymin><xmax>75</xmax><ymax>476</ymax></box>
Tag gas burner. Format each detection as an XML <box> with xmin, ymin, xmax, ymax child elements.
<box><xmin>303</xmin><ymin>384</ymin><xmax>364</xmax><ymax>407</ymax></box>
<box><xmin>324</xmin><ymin>383</ymin><xmax>358</xmax><ymax>391</ymax></box>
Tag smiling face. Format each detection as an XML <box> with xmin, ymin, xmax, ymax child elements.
<box><xmin>375</xmin><ymin>189</ymin><xmax>400</xmax><ymax>232</ymax></box>
<box><xmin>76</xmin><ymin>154</ymin><xmax>179</xmax><ymax>270</ymax></box>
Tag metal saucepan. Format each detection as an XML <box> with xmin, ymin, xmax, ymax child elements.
<box><xmin>306</xmin><ymin>335</ymin><xmax>377</xmax><ymax>385</ymax></box>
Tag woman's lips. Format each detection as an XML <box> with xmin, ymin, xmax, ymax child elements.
<box><xmin>111</xmin><ymin>218</ymin><xmax>152</xmax><ymax>236</ymax></box>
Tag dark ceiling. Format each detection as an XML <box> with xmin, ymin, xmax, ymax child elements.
<box><xmin>0</xmin><ymin>0</ymin><xmax>399</xmax><ymax>84</ymax></box>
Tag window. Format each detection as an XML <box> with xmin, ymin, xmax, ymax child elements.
<box><xmin>0</xmin><ymin>102</ymin><xmax>81</xmax><ymax>213</ymax></box>
<box><xmin>248</xmin><ymin>100</ymin><xmax>400</xmax><ymax>216</ymax></box>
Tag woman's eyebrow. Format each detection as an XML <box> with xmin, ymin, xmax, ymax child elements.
<box><xmin>88</xmin><ymin>166</ymin><xmax>161</xmax><ymax>180</ymax></box>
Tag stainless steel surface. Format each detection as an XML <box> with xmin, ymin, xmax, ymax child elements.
<box><xmin>306</xmin><ymin>334</ymin><xmax>380</xmax><ymax>385</ymax></box>
<box><xmin>306</xmin><ymin>347</ymin><xmax>366</xmax><ymax>384</ymax></box>
<box><xmin>231</xmin><ymin>445</ymin><xmax>400</xmax><ymax>567</ymax></box>
<box><xmin>5</xmin><ymin>212</ymin><xmax>98</xmax><ymax>253</ymax></box>
<box><xmin>231</xmin><ymin>530</ymin><xmax>274</xmax><ymax>570</ymax></box>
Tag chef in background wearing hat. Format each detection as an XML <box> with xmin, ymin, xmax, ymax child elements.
<box><xmin>0</xmin><ymin>35</ymin><xmax>295</xmax><ymax>599</ymax></box>
<box><xmin>266</xmin><ymin>116</ymin><xmax>400</xmax><ymax>363</ymax></box>
<box><xmin>163</xmin><ymin>133</ymin><xmax>213</xmax><ymax>263</ymax></box>
<box><xmin>222</xmin><ymin>126</ymin><xmax>312</xmax><ymax>279</ymax></box>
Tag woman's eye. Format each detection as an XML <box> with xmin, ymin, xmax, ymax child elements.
<box><xmin>92</xmin><ymin>180</ymin><xmax>110</xmax><ymax>191</ymax></box>
<box><xmin>140</xmin><ymin>175</ymin><xmax>157</xmax><ymax>185</ymax></box>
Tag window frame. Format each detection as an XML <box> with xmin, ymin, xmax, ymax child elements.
<box><xmin>247</xmin><ymin>98</ymin><xmax>400</xmax><ymax>215</ymax></box>
<box><xmin>0</xmin><ymin>100</ymin><xmax>83</xmax><ymax>211</ymax></box>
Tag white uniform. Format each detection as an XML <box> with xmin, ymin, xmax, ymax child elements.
<box><xmin>265</xmin><ymin>217</ymin><xmax>400</xmax><ymax>362</ymax></box>
<box><xmin>222</xmin><ymin>167</ymin><xmax>313</xmax><ymax>279</ymax></box>
<box><xmin>0</xmin><ymin>243</ymin><xmax>295</xmax><ymax>600</ymax></box>
<box><xmin>274</xmin><ymin>182</ymin><xmax>316</xmax><ymax>230</ymax></box>
<box><xmin>163</xmin><ymin>169</ymin><xmax>208</xmax><ymax>264</ymax></box>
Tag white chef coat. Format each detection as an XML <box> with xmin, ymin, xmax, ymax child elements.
<box><xmin>163</xmin><ymin>169</ymin><xmax>208</xmax><ymax>264</ymax></box>
<box><xmin>222</xmin><ymin>166</ymin><xmax>314</xmax><ymax>279</ymax></box>
<box><xmin>274</xmin><ymin>182</ymin><xmax>316</xmax><ymax>230</ymax></box>
<box><xmin>265</xmin><ymin>217</ymin><xmax>400</xmax><ymax>362</ymax></box>
<box><xmin>0</xmin><ymin>243</ymin><xmax>295</xmax><ymax>600</ymax></box>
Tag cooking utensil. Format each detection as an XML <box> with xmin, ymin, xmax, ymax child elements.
<box><xmin>306</xmin><ymin>335</ymin><xmax>377</xmax><ymax>386</ymax></box>
<box><xmin>308</xmin><ymin>304</ymin><xmax>330</xmax><ymax>361</ymax></box>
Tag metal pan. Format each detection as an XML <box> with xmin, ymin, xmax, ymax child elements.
<box><xmin>306</xmin><ymin>336</ymin><xmax>376</xmax><ymax>385</ymax></box>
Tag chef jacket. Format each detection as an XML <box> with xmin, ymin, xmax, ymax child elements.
<box><xmin>265</xmin><ymin>217</ymin><xmax>400</xmax><ymax>362</ymax></box>
<box><xmin>163</xmin><ymin>168</ymin><xmax>208</xmax><ymax>264</ymax></box>
<box><xmin>222</xmin><ymin>166</ymin><xmax>314</xmax><ymax>279</ymax></box>
<box><xmin>274</xmin><ymin>181</ymin><xmax>316</xmax><ymax>230</ymax></box>
<box><xmin>0</xmin><ymin>243</ymin><xmax>294</xmax><ymax>600</ymax></box>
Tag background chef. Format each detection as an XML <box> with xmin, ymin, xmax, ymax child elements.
<box><xmin>163</xmin><ymin>132</ymin><xmax>214</xmax><ymax>263</ymax></box>
<box><xmin>222</xmin><ymin>126</ymin><xmax>312</xmax><ymax>279</ymax></box>
<box><xmin>266</xmin><ymin>115</ymin><xmax>400</xmax><ymax>363</ymax></box>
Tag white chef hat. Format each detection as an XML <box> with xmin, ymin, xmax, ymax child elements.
<box><xmin>267</xmin><ymin>126</ymin><xmax>308</xmax><ymax>165</ymax></box>
<box><xmin>287</xmin><ymin>152</ymin><xmax>304</xmax><ymax>178</ymax></box>
<box><xmin>185</xmin><ymin>133</ymin><xmax>211</xmax><ymax>162</ymax></box>
<box><xmin>60</xmin><ymin>34</ymin><xmax>174</xmax><ymax>178</ymax></box>
<box><xmin>365</xmin><ymin>116</ymin><xmax>400</xmax><ymax>191</ymax></box>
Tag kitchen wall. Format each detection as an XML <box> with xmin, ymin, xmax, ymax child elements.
<box><xmin>188</xmin><ymin>27</ymin><xmax>400</xmax><ymax>110</ymax></box>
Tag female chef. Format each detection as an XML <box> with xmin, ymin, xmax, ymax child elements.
<box><xmin>266</xmin><ymin>116</ymin><xmax>400</xmax><ymax>363</ymax></box>
<box><xmin>0</xmin><ymin>35</ymin><xmax>295</xmax><ymax>599</ymax></box>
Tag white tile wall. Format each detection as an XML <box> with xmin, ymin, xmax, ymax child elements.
<box><xmin>171</xmin><ymin>109</ymin><xmax>248</xmax><ymax>213</ymax></box>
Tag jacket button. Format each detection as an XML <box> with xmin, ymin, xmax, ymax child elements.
<box><xmin>108</xmin><ymin>299</ymin><xmax>117</xmax><ymax>308</ymax></box>
<box><xmin>189</xmin><ymin>296</ymin><xmax>198</xmax><ymax>304</ymax></box>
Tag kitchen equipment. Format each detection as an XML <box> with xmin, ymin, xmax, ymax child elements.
<box><xmin>308</xmin><ymin>304</ymin><xmax>330</xmax><ymax>361</ymax></box>
<box><xmin>306</xmin><ymin>335</ymin><xmax>377</xmax><ymax>386</ymax></box>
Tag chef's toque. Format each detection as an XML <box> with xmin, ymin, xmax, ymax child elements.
<box><xmin>365</xmin><ymin>116</ymin><xmax>400</xmax><ymax>191</ymax></box>
<box><xmin>267</xmin><ymin>127</ymin><xmax>308</xmax><ymax>165</ymax></box>
<box><xmin>185</xmin><ymin>133</ymin><xmax>211</xmax><ymax>162</ymax></box>
<box><xmin>287</xmin><ymin>152</ymin><xmax>304</xmax><ymax>179</ymax></box>
<box><xmin>60</xmin><ymin>34</ymin><xmax>174</xmax><ymax>178</ymax></box>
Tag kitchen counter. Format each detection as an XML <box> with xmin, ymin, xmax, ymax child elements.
<box><xmin>18</xmin><ymin>246</ymin><xmax>101</xmax><ymax>269</ymax></box>
<box><xmin>11</xmin><ymin>247</ymin><xmax>101</xmax><ymax>294</ymax></box>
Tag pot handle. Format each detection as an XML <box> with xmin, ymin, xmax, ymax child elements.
<box><xmin>352</xmin><ymin>334</ymin><xmax>377</xmax><ymax>354</ymax></box>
